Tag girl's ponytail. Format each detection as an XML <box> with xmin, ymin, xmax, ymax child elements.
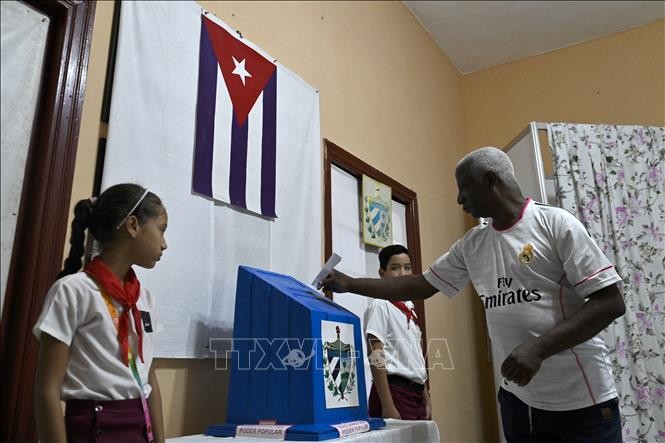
<box><xmin>58</xmin><ymin>198</ymin><xmax>95</xmax><ymax>278</ymax></box>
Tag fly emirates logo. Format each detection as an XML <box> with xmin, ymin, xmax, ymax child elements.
<box><xmin>479</xmin><ymin>277</ymin><xmax>542</xmax><ymax>310</ymax></box>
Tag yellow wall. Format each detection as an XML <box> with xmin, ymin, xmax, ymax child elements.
<box><xmin>71</xmin><ymin>1</ymin><xmax>495</xmax><ymax>441</ymax></box>
<box><xmin>463</xmin><ymin>20</ymin><xmax>665</xmax><ymax>150</ymax></box>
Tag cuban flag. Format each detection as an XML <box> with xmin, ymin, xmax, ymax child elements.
<box><xmin>102</xmin><ymin>1</ymin><xmax>321</xmax><ymax>357</ymax></box>
<box><xmin>194</xmin><ymin>15</ymin><xmax>277</xmax><ymax>217</ymax></box>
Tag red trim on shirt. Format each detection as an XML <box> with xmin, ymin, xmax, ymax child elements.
<box><xmin>492</xmin><ymin>198</ymin><xmax>532</xmax><ymax>232</ymax></box>
<box><xmin>428</xmin><ymin>268</ymin><xmax>459</xmax><ymax>292</ymax></box>
<box><xmin>573</xmin><ymin>265</ymin><xmax>614</xmax><ymax>287</ymax></box>
<box><xmin>558</xmin><ymin>275</ymin><xmax>597</xmax><ymax>404</ymax></box>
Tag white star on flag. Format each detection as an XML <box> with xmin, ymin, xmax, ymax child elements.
<box><xmin>231</xmin><ymin>56</ymin><xmax>252</xmax><ymax>85</ymax></box>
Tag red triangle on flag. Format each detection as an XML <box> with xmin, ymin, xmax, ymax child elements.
<box><xmin>203</xmin><ymin>16</ymin><xmax>276</xmax><ymax>127</ymax></box>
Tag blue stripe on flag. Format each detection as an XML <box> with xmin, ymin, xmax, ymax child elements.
<box><xmin>261</xmin><ymin>71</ymin><xmax>277</xmax><ymax>217</ymax></box>
<box><xmin>193</xmin><ymin>18</ymin><xmax>217</xmax><ymax>198</ymax></box>
<box><xmin>229</xmin><ymin>115</ymin><xmax>249</xmax><ymax>208</ymax></box>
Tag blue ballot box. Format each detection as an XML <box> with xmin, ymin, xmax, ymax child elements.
<box><xmin>206</xmin><ymin>266</ymin><xmax>385</xmax><ymax>440</ymax></box>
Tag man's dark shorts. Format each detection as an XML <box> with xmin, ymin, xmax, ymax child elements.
<box><xmin>498</xmin><ymin>387</ymin><xmax>622</xmax><ymax>443</ymax></box>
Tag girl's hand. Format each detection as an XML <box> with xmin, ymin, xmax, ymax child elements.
<box><xmin>35</xmin><ymin>334</ymin><xmax>70</xmax><ymax>442</ymax></box>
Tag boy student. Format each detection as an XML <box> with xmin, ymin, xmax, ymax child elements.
<box><xmin>364</xmin><ymin>245</ymin><xmax>431</xmax><ymax>420</ymax></box>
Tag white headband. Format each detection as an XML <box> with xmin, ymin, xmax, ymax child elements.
<box><xmin>115</xmin><ymin>189</ymin><xmax>150</xmax><ymax>230</ymax></box>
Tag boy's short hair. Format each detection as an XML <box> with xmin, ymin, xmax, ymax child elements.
<box><xmin>379</xmin><ymin>244</ymin><xmax>410</xmax><ymax>270</ymax></box>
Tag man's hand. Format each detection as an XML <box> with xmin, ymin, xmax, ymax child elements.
<box><xmin>321</xmin><ymin>269</ymin><xmax>353</xmax><ymax>293</ymax></box>
<box><xmin>501</xmin><ymin>339</ymin><xmax>545</xmax><ymax>386</ymax></box>
<box><xmin>321</xmin><ymin>271</ymin><xmax>436</xmax><ymax>301</ymax></box>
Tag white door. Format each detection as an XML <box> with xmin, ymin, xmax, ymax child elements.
<box><xmin>330</xmin><ymin>165</ymin><xmax>409</xmax><ymax>400</ymax></box>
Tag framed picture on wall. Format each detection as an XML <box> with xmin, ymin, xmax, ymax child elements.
<box><xmin>361</xmin><ymin>174</ymin><xmax>392</xmax><ymax>248</ymax></box>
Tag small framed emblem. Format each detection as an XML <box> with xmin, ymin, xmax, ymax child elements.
<box><xmin>361</xmin><ymin>175</ymin><xmax>392</xmax><ymax>248</ymax></box>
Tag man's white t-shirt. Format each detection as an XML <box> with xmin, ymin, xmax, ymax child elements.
<box><xmin>364</xmin><ymin>299</ymin><xmax>428</xmax><ymax>385</ymax></box>
<box><xmin>33</xmin><ymin>272</ymin><xmax>158</xmax><ymax>401</ymax></box>
<box><xmin>423</xmin><ymin>198</ymin><xmax>622</xmax><ymax>411</ymax></box>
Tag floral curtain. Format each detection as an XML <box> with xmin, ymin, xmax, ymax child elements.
<box><xmin>548</xmin><ymin>123</ymin><xmax>665</xmax><ymax>443</ymax></box>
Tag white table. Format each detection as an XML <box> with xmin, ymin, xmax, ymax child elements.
<box><xmin>167</xmin><ymin>419</ymin><xmax>440</xmax><ymax>442</ymax></box>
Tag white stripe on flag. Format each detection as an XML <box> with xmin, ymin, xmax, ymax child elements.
<box><xmin>245</xmin><ymin>92</ymin><xmax>264</xmax><ymax>214</ymax></box>
<box><xmin>211</xmin><ymin>68</ymin><xmax>233</xmax><ymax>204</ymax></box>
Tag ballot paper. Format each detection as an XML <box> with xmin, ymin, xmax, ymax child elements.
<box><xmin>311</xmin><ymin>253</ymin><xmax>342</xmax><ymax>290</ymax></box>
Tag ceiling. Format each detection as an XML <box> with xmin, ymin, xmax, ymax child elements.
<box><xmin>402</xmin><ymin>1</ymin><xmax>665</xmax><ymax>74</ymax></box>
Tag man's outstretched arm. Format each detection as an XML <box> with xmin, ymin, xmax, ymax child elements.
<box><xmin>321</xmin><ymin>270</ymin><xmax>438</xmax><ymax>301</ymax></box>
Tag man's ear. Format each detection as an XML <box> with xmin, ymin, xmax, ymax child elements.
<box><xmin>125</xmin><ymin>215</ymin><xmax>141</xmax><ymax>238</ymax></box>
<box><xmin>485</xmin><ymin>171</ymin><xmax>498</xmax><ymax>188</ymax></box>
<box><xmin>378</xmin><ymin>268</ymin><xmax>385</xmax><ymax>278</ymax></box>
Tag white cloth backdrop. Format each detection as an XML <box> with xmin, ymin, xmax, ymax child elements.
<box><xmin>331</xmin><ymin>165</ymin><xmax>408</xmax><ymax>399</ymax></box>
<box><xmin>0</xmin><ymin>1</ymin><xmax>50</xmax><ymax>314</ymax></box>
<box><xmin>103</xmin><ymin>1</ymin><xmax>321</xmax><ymax>357</ymax></box>
<box><xmin>548</xmin><ymin>123</ymin><xmax>664</xmax><ymax>443</ymax></box>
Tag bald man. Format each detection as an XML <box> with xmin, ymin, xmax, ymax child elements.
<box><xmin>323</xmin><ymin>147</ymin><xmax>625</xmax><ymax>442</ymax></box>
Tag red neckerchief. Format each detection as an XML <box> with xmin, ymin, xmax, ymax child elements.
<box><xmin>391</xmin><ymin>301</ymin><xmax>420</xmax><ymax>329</ymax></box>
<box><xmin>84</xmin><ymin>257</ymin><xmax>144</xmax><ymax>366</ymax></box>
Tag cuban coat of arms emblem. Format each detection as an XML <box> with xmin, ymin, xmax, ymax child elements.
<box><xmin>361</xmin><ymin>175</ymin><xmax>392</xmax><ymax>248</ymax></box>
<box><xmin>321</xmin><ymin>320</ymin><xmax>359</xmax><ymax>408</ymax></box>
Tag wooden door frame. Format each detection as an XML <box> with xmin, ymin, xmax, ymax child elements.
<box><xmin>323</xmin><ymin>138</ymin><xmax>427</xmax><ymax>347</ymax></box>
<box><xmin>0</xmin><ymin>1</ymin><xmax>96</xmax><ymax>441</ymax></box>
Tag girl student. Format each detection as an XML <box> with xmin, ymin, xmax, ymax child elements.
<box><xmin>34</xmin><ymin>183</ymin><xmax>168</xmax><ymax>443</ymax></box>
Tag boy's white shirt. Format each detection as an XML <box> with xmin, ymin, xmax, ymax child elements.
<box><xmin>364</xmin><ymin>299</ymin><xmax>428</xmax><ymax>385</ymax></box>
